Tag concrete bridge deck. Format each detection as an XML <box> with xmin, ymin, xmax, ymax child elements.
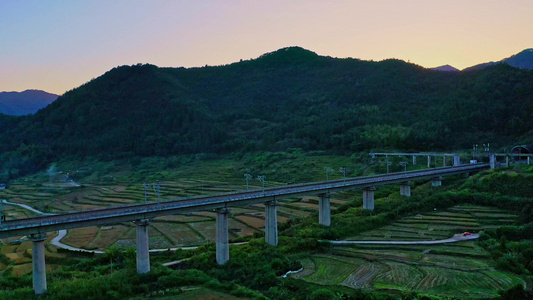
<box><xmin>0</xmin><ymin>162</ymin><xmax>490</xmax><ymax>295</ymax></box>
<box><xmin>0</xmin><ymin>163</ymin><xmax>488</xmax><ymax>239</ymax></box>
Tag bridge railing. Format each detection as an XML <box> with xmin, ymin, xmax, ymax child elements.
<box><xmin>0</xmin><ymin>163</ymin><xmax>489</xmax><ymax>232</ymax></box>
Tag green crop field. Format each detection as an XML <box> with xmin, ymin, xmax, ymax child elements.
<box><xmin>297</xmin><ymin>205</ymin><xmax>526</xmax><ymax>298</ymax></box>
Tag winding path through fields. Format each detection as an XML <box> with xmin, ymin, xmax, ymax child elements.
<box><xmin>1</xmin><ymin>199</ymin><xmax>245</xmax><ymax>254</ymax></box>
<box><xmin>328</xmin><ymin>233</ymin><xmax>479</xmax><ymax>245</ymax></box>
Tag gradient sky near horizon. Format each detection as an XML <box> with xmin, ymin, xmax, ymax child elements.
<box><xmin>2</xmin><ymin>0</ymin><xmax>533</xmax><ymax>95</ymax></box>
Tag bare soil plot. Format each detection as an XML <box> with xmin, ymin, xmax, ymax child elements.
<box><xmin>89</xmin><ymin>225</ymin><xmax>131</xmax><ymax>249</ymax></box>
<box><xmin>61</xmin><ymin>226</ymin><xmax>99</xmax><ymax>249</ymax></box>
<box><xmin>228</xmin><ymin>218</ymin><xmax>257</xmax><ymax>237</ymax></box>
<box><xmin>235</xmin><ymin>215</ymin><xmax>264</xmax><ymax>229</ymax></box>
<box><xmin>151</xmin><ymin>222</ymin><xmax>205</xmax><ymax>246</ymax></box>
<box><xmin>11</xmin><ymin>263</ymin><xmax>33</xmax><ymax>276</ymax></box>
<box><xmin>148</xmin><ymin>234</ymin><xmax>173</xmax><ymax>249</ymax></box>
<box><xmin>189</xmin><ymin>221</ymin><xmax>224</xmax><ymax>242</ymax></box>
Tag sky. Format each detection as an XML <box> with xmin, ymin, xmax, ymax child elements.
<box><xmin>1</xmin><ymin>0</ymin><xmax>532</xmax><ymax>95</ymax></box>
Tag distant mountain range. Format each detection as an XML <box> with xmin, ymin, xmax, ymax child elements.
<box><xmin>430</xmin><ymin>65</ymin><xmax>459</xmax><ymax>72</ymax></box>
<box><xmin>0</xmin><ymin>90</ymin><xmax>58</xmax><ymax>116</ymax></box>
<box><xmin>432</xmin><ymin>48</ymin><xmax>533</xmax><ymax>72</ymax></box>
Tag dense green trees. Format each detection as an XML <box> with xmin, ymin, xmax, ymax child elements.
<box><xmin>1</xmin><ymin>47</ymin><xmax>533</xmax><ymax>179</ymax></box>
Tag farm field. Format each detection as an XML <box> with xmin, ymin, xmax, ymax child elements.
<box><xmin>297</xmin><ymin>205</ymin><xmax>526</xmax><ymax>299</ymax></box>
<box><xmin>0</xmin><ymin>176</ymin><xmax>352</xmax><ymax>275</ymax></box>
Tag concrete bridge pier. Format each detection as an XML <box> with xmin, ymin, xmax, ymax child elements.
<box><xmin>412</xmin><ymin>155</ymin><xmax>416</xmax><ymax>165</ymax></box>
<box><xmin>400</xmin><ymin>181</ymin><xmax>411</xmax><ymax>197</ymax></box>
<box><xmin>528</xmin><ymin>157</ymin><xmax>530</xmax><ymax>165</ymax></box>
<box><xmin>265</xmin><ymin>200</ymin><xmax>278</xmax><ymax>245</ymax></box>
<box><xmin>506</xmin><ymin>156</ymin><xmax>509</xmax><ymax>167</ymax></box>
<box><xmin>216</xmin><ymin>208</ymin><xmax>230</xmax><ymax>264</ymax></box>
<box><xmin>318</xmin><ymin>193</ymin><xmax>331</xmax><ymax>226</ymax></box>
<box><xmin>431</xmin><ymin>176</ymin><xmax>442</xmax><ymax>187</ymax></box>
<box><xmin>135</xmin><ymin>219</ymin><xmax>151</xmax><ymax>274</ymax></box>
<box><xmin>363</xmin><ymin>186</ymin><xmax>376</xmax><ymax>210</ymax></box>
<box><xmin>30</xmin><ymin>233</ymin><xmax>47</xmax><ymax>295</ymax></box>
<box><xmin>427</xmin><ymin>156</ymin><xmax>431</xmax><ymax>168</ymax></box>
<box><xmin>453</xmin><ymin>154</ymin><xmax>461</xmax><ymax>167</ymax></box>
<box><xmin>443</xmin><ymin>156</ymin><xmax>446</xmax><ymax>167</ymax></box>
<box><xmin>490</xmin><ymin>154</ymin><xmax>496</xmax><ymax>169</ymax></box>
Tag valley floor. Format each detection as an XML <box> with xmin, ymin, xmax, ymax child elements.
<box><xmin>294</xmin><ymin>205</ymin><xmax>525</xmax><ymax>299</ymax></box>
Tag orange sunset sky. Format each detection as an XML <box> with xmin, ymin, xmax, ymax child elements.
<box><xmin>1</xmin><ymin>0</ymin><xmax>532</xmax><ymax>95</ymax></box>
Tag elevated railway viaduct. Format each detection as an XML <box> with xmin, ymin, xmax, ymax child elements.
<box><xmin>0</xmin><ymin>163</ymin><xmax>490</xmax><ymax>294</ymax></box>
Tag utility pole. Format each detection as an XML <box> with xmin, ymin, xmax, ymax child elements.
<box><xmin>324</xmin><ymin>167</ymin><xmax>333</xmax><ymax>182</ymax></box>
<box><xmin>257</xmin><ymin>175</ymin><xmax>266</xmax><ymax>193</ymax></box>
<box><xmin>143</xmin><ymin>183</ymin><xmax>148</xmax><ymax>203</ymax></box>
<box><xmin>155</xmin><ymin>181</ymin><xmax>161</xmax><ymax>203</ymax></box>
<box><xmin>339</xmin><ymin>167</ymin><xmax>347</xmax><ymax>182</ymax></box>
<box><xmin>244</xmin><ymin>174</ymin><xmax>252</xmax><ymax>191</ymax></box>
<box><xmin>399</xmin><ymin>162</ymin><xmax>407</xmax><ymax>173</ymax></box>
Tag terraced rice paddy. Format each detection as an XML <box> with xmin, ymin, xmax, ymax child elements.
<box><xmin>0</xmin><ymin>179</ymin><xmax>352</xmax><ymax>275</ymax></box>
<box><xmin>297</xmin><ymin>205</ymin><xmax>525</xmax><ymax>299</ymax></box>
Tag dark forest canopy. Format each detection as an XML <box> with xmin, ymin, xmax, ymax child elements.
<box><xmin>2</xmin><ymin>46</ymin><xmax>533</xmax><ymax>177</ymax></box>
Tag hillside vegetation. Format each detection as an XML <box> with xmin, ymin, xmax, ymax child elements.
<box><xmin>1</xmin><ymin>47</ymin><xmax>533</xmax><ymax>179</ymax></box>
<box><xmin>2</xmin><ymin>164</ymin><xmax>533</xmax><ymax>299</ymax></box>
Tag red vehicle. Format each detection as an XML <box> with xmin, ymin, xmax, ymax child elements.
<box><xmin>462</xmin><ymin>232</ymin><xmax>473</xmax><ymax>236</ymax></box>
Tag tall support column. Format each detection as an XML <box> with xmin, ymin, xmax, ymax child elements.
<box><xmin>490</xmin><ymin>153</ymin><xmax>496</xmax><ymax>169</ymax></box>
<box><xmin>427</xmin><ymin>156</ymin><xmax>431</xmax><ymax>168</ymax></box>
<box><xmin>400</xmin><ymin>181</ymin><xmax>411</xmax><ymax>197</ymax></box>
<box><xmin>216</xmin><ymin>208</ymin><xmax>229</xmax><ymax>265</ymax></box>
<box><xmin>412</xmin><ymin>155</ymin><xmax>416</xmax><ymax>165</ymax></box>
<box><xmin>506</xmin><ymin>156</ymin><xmax>509</xmax><ymax>167</ymax></box>
<box><xmin>453</xmin><ymin>154</ymin><xmax>461</xmax><ymax>167</ymax></box>
<box><xmin>265</xmin><ymin>200</ymin><xmax>278</xmax><ymax>245</ymax></box>
<box><xmin>528</xmin><ymin>156</ymin><xmax>530</xmax><ymax>165</ymax></box>
<box><xmin>431</xmin><ymin>176</ymin><xmax>442</xmax><ymax>187</ymax></box>
<box><xmin>318</xmin><ymin>193</ymin><xmax>331</xmax><ymax>226</ymax></box>
<box><xmin>443</xmin><ymin>156</ymin><xmax>446</xmax><ymax>167</ymax></box>
<box><xmin>363</xmin><ymin>186</ymin><xmax>376</xmax><ymax>210</ymax></box>
<box><xmin>135</xmin><ymin>219</ymin><xmax>151</xmax><ymax>274</ymax></box>
<box><xmin>30</xmin><ymin>233</ymin><xmax>47</xmax><ymax>295</ymax></box>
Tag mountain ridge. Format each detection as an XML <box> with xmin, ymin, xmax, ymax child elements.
<box><xmin>0</xmin><ymin>89</ymin><xmax>58</xmax><ymax>116</ymax></box>
<box><xmin>463</xmin><ymin>48</ymin><xmax>533</xmax><ymax>71</ymax></box>
<box><xmin>430</xmin><ymin>65</ymin><xmax>459</xmax><ymax>72</ymax></box>
<box><xmin>1</xmin><ymin>46</ymin><xmax>533</xmax><ymax>179</ymax></box>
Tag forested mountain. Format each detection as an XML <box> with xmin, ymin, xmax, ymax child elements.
<box><xmin>430</xmin><ymin>64</ymin><xmax>459</xmax><ymax>72</ymax></box>
<box><xmin>463</xmin><ymin>48</ymin><xmax>533</xmax><ymax>71</ymax></box>
<box><xmin>504</xmin><ymin>48</ymin><xmax>533</xmax><ymax>69</ymax></box>
<box><xmin>1</xmin><ymin>47</ymin><xmax>533</xmax><ymax>177</ymax></box>
<box><xmin>0</xmin><ymin>90</ymin><xmax>58</xmax><ymax>116</ymax></box>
